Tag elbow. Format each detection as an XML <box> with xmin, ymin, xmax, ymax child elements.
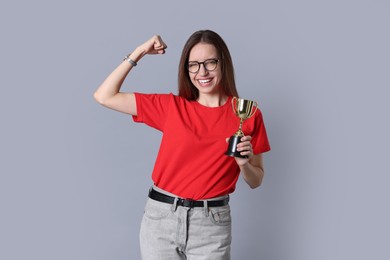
<box><xmin>249</xmin><ymin>180</ymin><xmax>262</xmax><ymax>189</ymax></box>
<box><xmin>242</xmin><ymin>165</ymin><xmax>264</xmax><ymax>189</ymax></box>
<box><xmin>248</xmin><ymin>173</ymin><xmax>264</xmax><ymax>189</ymax></box>
<box><xmin>93</xmin><ymin>91</ymin><xmax>105</xmax><ymax>105</ymax></box>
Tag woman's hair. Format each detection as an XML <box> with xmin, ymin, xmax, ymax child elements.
<box><xmin>178</xmin><ymin>30</ymin><xmax>238</xmax><ymax>100</ymax></box>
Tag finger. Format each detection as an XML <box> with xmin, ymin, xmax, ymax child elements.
<box><xmin>236</xmin><ymin>139</ymin><xmax>251</xmax><ymax>148</ymax></box>
<box><xmin>240</xmin><ymin>145</ymin><xmax>253</xmax><ymax>155</ymax></box>
<box><xmin>238</xmin><ymin>144</ymin><xmax>252</xmax><ymax>152</ymax></box>
<box><xmin>240</xmin><ymin>136</ymin><xmax>252</xmax><ymax>142</ymax></box>
<box><xmin>240</xmin><ymin>150</ymin><xmax>253</xmax><ymax>158</ymax></box>
<box><xmin>154</xmin><ymin>35</ymin><xmax>167</xmax><ymax>49</ymax></box>
<box><xmin>155</xmin><ymin>44</ymin><xmax>167</xmax><ymax>55</ymax></box>
<box><xmin>237</xmin><ymin>140</ymin><xmax>251</xmax><ymax>149</ymax></box>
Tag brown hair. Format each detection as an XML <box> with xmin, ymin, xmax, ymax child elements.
<box><xmin>178</xmin><ymin>30</ymin><xmax>238</xmax><ymax>100</ymax></box>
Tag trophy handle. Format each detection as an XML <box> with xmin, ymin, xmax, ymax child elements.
<box><xmin>247</xmin><ymin>101</ymin><xmax>258</xmax><ymax>118</ymax></box>
<box><xmin>231</xmin><ymin>97</ymin><xmax>238</xmax><ymax>115</ymax></box>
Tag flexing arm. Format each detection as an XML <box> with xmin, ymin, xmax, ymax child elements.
<box><xmin>93</xmin><ymin>35</ymin><xmax>167</xmax><ymax>115</ymax></box>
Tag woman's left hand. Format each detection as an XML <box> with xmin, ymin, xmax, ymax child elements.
<box><xmin>226</xmin><ymin>135</ymin><xmax>264</xmax><ymax>188</ymax></box>
<box><xmin>226</xmin><ymin>136</ymin><xmax>254</xmax><ymax>166</ymax></box>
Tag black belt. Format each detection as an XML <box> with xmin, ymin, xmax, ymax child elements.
<box><xmin>148</xmin><ymin>188</ymin><xmax>229</xmax><ymax>208</ymax></box>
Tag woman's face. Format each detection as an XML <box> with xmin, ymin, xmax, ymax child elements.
<box><xmin>188</xmin><ymin>43</ymin><xmax>222</xmax><ymax>97</ymax></box>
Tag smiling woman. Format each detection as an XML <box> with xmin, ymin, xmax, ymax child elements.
<box><xmin>187</xmin><ymin>43</ymin><xmax>223</xmax><ymax>102</ymax></box>
<box><xmin>178</xmin><ymin>30</ymin><xmax>238</xmax><ymax>105</ymax></box>
<box><xmin>93</xmin><ymin>29</ymin><xmax>271</xmax><ymax>259</ymax></box>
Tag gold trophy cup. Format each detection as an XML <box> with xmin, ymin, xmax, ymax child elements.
<box><xmin>225</xmin><ymin>97</ymin><xmax>258</xmax><ymax>158</ymax></box>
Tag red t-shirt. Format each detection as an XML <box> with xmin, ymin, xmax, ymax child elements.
<box><xmin>132</xmin><ymin>93</ymin><xmax>270</xmax><ymax>200</ymax></box>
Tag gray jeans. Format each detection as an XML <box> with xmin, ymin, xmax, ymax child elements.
<box><xmin>140</xmin><ymin>187</ymin><xmax>232</xmax><ymax>260</ymax></box>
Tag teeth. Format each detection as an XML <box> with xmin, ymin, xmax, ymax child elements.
<box><xmin>199</xmin><ymin>79</ymin><xmax>211</xmax><ymax>84</ymax></box>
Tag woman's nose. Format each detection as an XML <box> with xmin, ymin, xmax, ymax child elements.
<box><xmin>198</xmin><ymin>64</ymin><xmax>209</xmax><ymax>75</ymax></box>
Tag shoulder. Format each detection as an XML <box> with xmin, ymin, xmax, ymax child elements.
<box><xmin>134</xmin><ymin>93</ymin><xmax>196</xmax><ymax>111</ymax></box>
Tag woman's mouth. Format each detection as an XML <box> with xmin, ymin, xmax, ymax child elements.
<box><xmin>198</xmin><ymin>78</ymin><xmax>212</xmax><ymax>86</ymax></box>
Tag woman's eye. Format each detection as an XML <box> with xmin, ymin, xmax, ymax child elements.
<box><xmin>206</xmin><ymin>60</ymin><xmax>217</xmax><ymax>65</ymax></box>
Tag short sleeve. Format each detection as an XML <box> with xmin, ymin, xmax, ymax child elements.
<box><xmin>132</xmin><ymin>93</ymin><xmax>172</xmax><ymax>131</ymax></box>
<box><xmin>251</xmin><ymin>109</ymin><xmax>271</xmax><ymax>154</ymax></box>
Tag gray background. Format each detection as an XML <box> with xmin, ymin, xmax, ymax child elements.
<box><xmin>1</xmin><ymin>0</ymin><xmax>389</xmax><ymax>259</ymax></box>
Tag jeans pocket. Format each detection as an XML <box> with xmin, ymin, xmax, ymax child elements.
<box><xmin>209</xmin><ymin>205</ymin><xmax>232</xmax><ymax>226</ymax></box>
<box><xmin>143</xmin><ymin>198</ymin><xmax>172</xmax><ymax>220</ymax></box>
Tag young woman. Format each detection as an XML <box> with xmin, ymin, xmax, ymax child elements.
<box><xmin>94</xmin><ymin>30</ymin><xmax>270</xmax><ymax>260</ymax></box>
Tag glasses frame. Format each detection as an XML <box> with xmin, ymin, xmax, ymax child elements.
<box><xmin>187</xmin><ymin>59</ymin><xmax>219</xmax><ymax>74</ymax></box>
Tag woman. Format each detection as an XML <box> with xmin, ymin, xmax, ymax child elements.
<box><xmin>94</xmin><ymin>30</ymin><xmax>270</xmax><ymax>260</ymax></box>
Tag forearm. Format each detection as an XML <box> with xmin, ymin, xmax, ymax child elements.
<box><xmin>94</xmin><ymin>48</ymin><xmax>145</xmax><ymax>104</ymax></box>
<box><xmin>239</xmin><ymin>157</ymin><xmax>264</xmax><ymax>189</ymax></box>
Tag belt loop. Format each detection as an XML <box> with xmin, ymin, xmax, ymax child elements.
<box><xmin>171</xmin><ymin>197</ymin><xmax>178</xmax><ymax>212</ymax></box>
<box><xmin>204</xmin><ymin>200</ymin><xmax>209</xmax><ymax>217</ymax></box>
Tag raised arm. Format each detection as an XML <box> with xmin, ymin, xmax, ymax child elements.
<box><xmin>93</xmin><ymin>35</ymin><xmax>167</xmax><ymax>115</ymax></box>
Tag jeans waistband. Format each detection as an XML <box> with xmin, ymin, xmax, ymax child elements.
<box><xmin>149</xmin><ymin>186</ymin><xmax>229</xmax><ymax>208</ymax></box>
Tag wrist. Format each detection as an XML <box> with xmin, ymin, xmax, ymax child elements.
<box><xmin>238</xmin><ymin>160</ymin><xmax>250</xmax><ymax>169</ymax></box>
<box><xmin>131</xmin><ymin>47</ymin><xmax>146</xmax><ymax>62</ymax></box>
<box><xmin>123</xmin><ymin>54</ymin><xmax>137</xmax><ymax>67</ymax></box>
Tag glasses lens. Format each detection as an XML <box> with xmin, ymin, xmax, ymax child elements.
<box><xmin>204</xmin><ymin>59</ymin><xmax>218</xmax><ymax>71</ymax></box>
<box><xmin>188</xmin><ymin>62</ymin><xmax>200</xmax><ymax>73</ymax></box>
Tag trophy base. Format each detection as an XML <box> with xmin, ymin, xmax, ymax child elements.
<box><xmin>225</xmin><ymin>135</ymin><xmax>248</xmax><ymax>159</ymax></box>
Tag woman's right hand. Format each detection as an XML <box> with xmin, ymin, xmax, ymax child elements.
<box><xmin>137</xmin><ymin>35</ymin><xmax>167</xmax><ymax>56</ymax></box>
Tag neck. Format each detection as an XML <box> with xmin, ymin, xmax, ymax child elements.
<box><xmin>197</xmin><ymin>93</ymin><xmax>228</xmax><ymax>107</ymax></box>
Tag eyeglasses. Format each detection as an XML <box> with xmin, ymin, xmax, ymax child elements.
<box><xmin>187</xmin><ymin>59</ymin><xmax>219</xmax><ymax>73</ymax></box>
